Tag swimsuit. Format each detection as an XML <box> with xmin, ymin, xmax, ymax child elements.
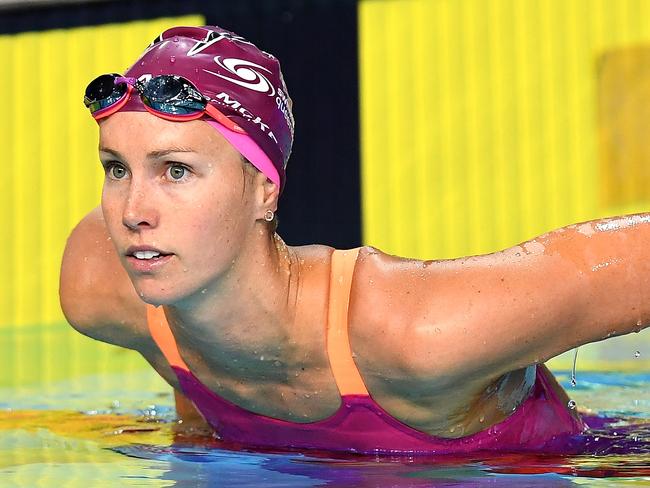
<box><xmin>146</xmin><ymin>248</ymin><xmax>587</xmax><ymax>454</ymax></box>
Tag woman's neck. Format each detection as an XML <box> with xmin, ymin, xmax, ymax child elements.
<box><xmin>162</xmin><ymin>229</ymin><xmax>301</xmax><ymax>350</ymax></box>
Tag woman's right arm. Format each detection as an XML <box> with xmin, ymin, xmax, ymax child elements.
<box><xmin>60</xmin><ymin>208</ymin><xmax>212</xmax><ymax>429</ymax></box>
<box><xmin>59</xmin><ymin>206</ymin><xmax>146</xmax><ymax>350</ymax></box>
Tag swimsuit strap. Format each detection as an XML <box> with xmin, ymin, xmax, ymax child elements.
<box><xmin>146</xmin><ymin>304</ymin><xmax>190</xmax><ymax>371</ymax></box>
<box><xmin>326</xmin><ymin>248</ymin><xmax>369</xmax><ymax>396</ymax></box>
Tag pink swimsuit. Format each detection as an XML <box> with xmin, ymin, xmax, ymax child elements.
<box><xmin>147</xmin><ymin>249</ymin><xmax>587</xmax><ymax>454</ymax></box>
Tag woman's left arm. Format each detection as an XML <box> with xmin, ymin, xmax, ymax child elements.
<box><xmin>350</xmin><ymin>214</ymin><xmax>650</xmax><ymax>387</ymax></box>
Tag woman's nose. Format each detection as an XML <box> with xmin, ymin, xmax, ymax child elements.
<box><xmin>122</xmin><ymin>185</ymin><xmax>158</xmax><ymax>230</ymax></box>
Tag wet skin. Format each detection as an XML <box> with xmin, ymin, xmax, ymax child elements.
<box><xmin>61</xmin><ymin>112</ymin><xmax>650</xmax><ymax>437</ymax></box>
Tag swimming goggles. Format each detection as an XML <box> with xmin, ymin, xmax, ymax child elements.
<box><xmin>83</xmin><ymin>73</ymin><xmax>245</xmax><ymax>134</ymax></box>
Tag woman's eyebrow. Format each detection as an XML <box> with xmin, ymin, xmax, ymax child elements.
<box><xmin>98</xmin><ymin>146</ymin><xmax>124</xmax><ymax>159</ymax></box>
<box><xmin>147</xmin><ymin>147</ymin><xmax>195</xmax><ymax>159</ymax></box>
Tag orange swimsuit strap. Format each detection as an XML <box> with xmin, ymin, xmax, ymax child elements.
<box><xmin>326</xmin><ymin>247</ymin><xmax>368</xmax><ymax>396</ymax></box>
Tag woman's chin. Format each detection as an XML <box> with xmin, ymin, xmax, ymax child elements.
<box><xmin>131</xmin><ymin>281</ymin><xmax>185</xmax><ymax>307</ymax></box>
<box><xmin>132</xmin><ymin>279</ymin><xmax>208</xmax><ymax>308</ymax></box>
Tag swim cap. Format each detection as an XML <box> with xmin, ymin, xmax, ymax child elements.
<box><xmin>121</xmin><ymin>25</ymin><xmax>294</xmax><ymax>190</ymax></box>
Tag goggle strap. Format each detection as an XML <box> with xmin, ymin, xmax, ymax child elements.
<box><xmin>205</xmin><ymin>104</ymin><xmax>246</xmax><ymax>134</ymax></box>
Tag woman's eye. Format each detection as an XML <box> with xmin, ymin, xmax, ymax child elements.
<box><xmin>106</xmin><ymin>163</ymin><xmax>127</xmax><ymax>180</ymax></box>
<box><xmin>167</xmin><ymin>164</ymin><xmax>188</xmax><ymax>181</ymax></box>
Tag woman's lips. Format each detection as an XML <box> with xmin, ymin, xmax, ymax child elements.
<box><xmin>125</xmin><ymin>253</ymin><xmax>174</xmax><ymax>272</ymax></box>
<box><xmin>125</xmin><ymin>246</ymin><xmax>173</xmax><ymax>272</ymax></box>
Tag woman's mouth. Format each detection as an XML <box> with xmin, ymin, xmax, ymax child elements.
<box><xmin>133</xmin><ymin>250</ymin><xmax>164</xmax><ymax>260</ymax></box>
<box><xmin>125</xmin><ymin>247</ymin><xmax>174</xmax><ymax>272</ymax></box>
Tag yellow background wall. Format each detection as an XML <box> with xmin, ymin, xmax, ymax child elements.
<box><xmin>0</xmin><ymin>15</ymin><xmax>203</xmax><ymax>389</ymax></box>
<box><xmin>359</xmin><ymin>0</ymin><xmax>650</xmax><ymax>370</ymax></box>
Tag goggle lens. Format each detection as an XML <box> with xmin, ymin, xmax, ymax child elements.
<box><xmin>138</xmin><ymin>76</ymin><xmax>206</xmax><ymax>115</ymax></box>
<box><xmin>84</xmin><ymin>73</ymin><xmax>129</xmax><ymax>113</ymax></box>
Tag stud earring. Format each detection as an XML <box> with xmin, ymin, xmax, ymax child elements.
<box><xmin>264</xmin><ymin>209</ymin><xmax>274</xmax><ymax>222</ymax></box>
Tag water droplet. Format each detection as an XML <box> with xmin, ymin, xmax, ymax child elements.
<box><xmin>435</xmin><ymin>327</ymin><xmax>441</xmax><ymax>333</ymax></box>
<box><xmin>259</xmin><ymin>355</ymin><xmax>265</xmax><ymax>361</ymax></box>
<box><xmin>173</xmin><ymin>36</ymin><xmax>179</xmax><ymax>42</ymax></box>
<box><xmin>634</xmin><ymin>350</ymin><xmax>641</xmax><ymax>358</ymax></box>
<box><xmin>304</xmin><ymin>393</ymin><xmax>311</xmax><ymax>399</ymax></box>
<box><xmin>170</xmin><ymin>56</ymin><xmax>176</xmax><ymax>63</ymax></box>
<box><xmin>479</xmin><ymin>415</ymin><xmax>485</xmax><ymax>423</ymax></box>
<box><xmin>567</xmin><ymin>400</ymin><xmax>576</xmax><ymax>409</ymax></box>
<box><xmin>571</xmin><ymin>348</ymin><xmax>579</xmax><ymax>387</ymax></box>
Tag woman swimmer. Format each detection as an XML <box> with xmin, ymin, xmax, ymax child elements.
<box><xmin>60</xmin><ymin>25</ymin><xmax>650</xmax><ymax>454</ymax></box>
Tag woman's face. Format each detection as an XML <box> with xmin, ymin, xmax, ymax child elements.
<box><xmin>99</xmin><ymin>111</ymin><xmax>261</xmax><ymax>306</ymax></box>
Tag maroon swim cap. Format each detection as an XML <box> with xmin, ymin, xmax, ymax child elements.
<box><xmin>122</xmin><ymin>25</ymin><xmax>294</xmax><ymax>190</ymax></box>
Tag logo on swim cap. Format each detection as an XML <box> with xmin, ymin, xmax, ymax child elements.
<box><xmin>205</xmin><ymin>57</ymin><xmax>276</xmax><ymax>96</ymax></box>
<box><xmin>183</xmin><ymin>30</ymin><xmax>254</xmax><ymax>56</ymax></box>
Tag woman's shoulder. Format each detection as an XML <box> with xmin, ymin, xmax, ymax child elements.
<box><xmin>352</xmin><ymin>245</ymin><xmax>442</xmax><ymax>318</ymax></box>
<box><xmin>348</xmin><ymin>247</ymin><xmax>480</xmax><ymax>382</ymax></box>
<box><xmin>59</xmin><ymin>207</ymin><xmax>147</xmax><ymax>350</ymax></box>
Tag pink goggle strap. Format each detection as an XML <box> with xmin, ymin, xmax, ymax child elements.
<box><xmin>205</xmin><ymin>120</ymin><xmax>280</xmax><ymax>188</ymax></box>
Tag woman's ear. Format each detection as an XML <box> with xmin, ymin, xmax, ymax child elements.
<box><xmin>254</xmin><ymin>170</ymin><xmax>280</xmax><ymax>218</ymax></box>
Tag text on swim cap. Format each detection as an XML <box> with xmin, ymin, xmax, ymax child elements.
<box><xmin>215</xmin><ymin>92</ymin><xmax>278</xmax><ymax>144</ymax></box>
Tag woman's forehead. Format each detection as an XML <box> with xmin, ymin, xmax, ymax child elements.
<box><xmin>99</xmin><ymin>111</ymin><xmax>233</xmax><ymax>154</ymax></box>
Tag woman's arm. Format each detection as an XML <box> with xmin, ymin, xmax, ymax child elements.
<box><xmin>59</xmin><ymin>206</ymin><xmax>146</xmax><ymax>349</ymax></box>
<box><xmin>61</xmin><ymin>207</ymin><xmax>207</xmax><ymax>423</ymax></box>
<box><xmin>351</xmin><ymin>214</ymin><xmax>650</xmax><ymax>388</ymax></box>
<box><xmin>173</xmin><ymin>390</ymin><xmax>212</xmax><ymax>432</ymax></box>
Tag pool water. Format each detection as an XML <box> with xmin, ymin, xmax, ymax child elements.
<box><xmin>1</xmin><ymin>369</ymin><xmax>648</xmax><ymax>487</ymax></box>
